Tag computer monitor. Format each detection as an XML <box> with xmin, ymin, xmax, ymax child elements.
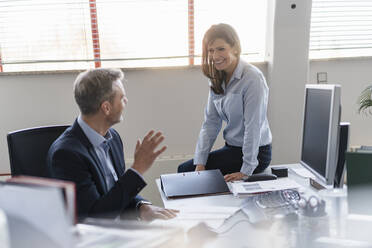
<box><xmin>300</xmin><ymin>84</ymin><xmax>341</xmax><ymax>187</ymax></box>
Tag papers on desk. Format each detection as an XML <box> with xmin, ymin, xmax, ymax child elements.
<box><xmin>230</xmin><ymin>178</ymin><xmax>302</xmax><ymax>196</ymax></box>
<box><xmin>76</xmin><ymin>221</ymin><xmax>183</xmax><ymax>248</ymax></box>
<box><xmin>152</xmin><ymin>206</ymin><xmax>239</xmax><ymax>230</ymax></box>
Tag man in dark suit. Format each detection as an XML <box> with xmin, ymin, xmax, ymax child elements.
<box><xmin>47</xmin><ymin>68</ymin><xmax>177</xmax><ymax>221</ymax></box>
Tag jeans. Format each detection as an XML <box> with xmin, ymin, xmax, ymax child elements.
<box><xmin>177</xmin><ymin>143</ymin><xmax>272</xmax><ymax>175</ymax></box>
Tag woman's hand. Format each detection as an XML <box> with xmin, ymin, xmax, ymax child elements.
<box><xmin>195</xmin><ymin>165</ymin><xmax>206</xmax><ymax>171</ymax></box>
<box><xmin>224</xmin><ymin>172</ymin><xmax>246</xmax><ymax>182</ymax></box>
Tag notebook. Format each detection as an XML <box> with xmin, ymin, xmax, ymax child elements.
<box><xmin>160</xmin><ymin>169</ymin><xmax>230</xmax><ymax>198</ymax></box>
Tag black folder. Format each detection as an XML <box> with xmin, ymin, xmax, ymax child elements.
<box><xmin>160</xmin><ymin>169</ymin><xmax>230</xmax><ymax>198</ymax></box>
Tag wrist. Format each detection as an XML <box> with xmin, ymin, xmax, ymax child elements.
<box><xmin>136</xmin><ymin>200</ymin><xmax>152</xmax><ymax>211</ymax></box>
<box><xmin>131</xmin><ymin>163</ymin><xmax>145</xmax><ymax>175</ymax></box>
<box><xmin>241</xmin><ymin>173</ymin><xmax>249</xmax><ymax>181</ymax></box>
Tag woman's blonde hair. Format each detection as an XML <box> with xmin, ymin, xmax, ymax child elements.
<box><xmin>202</xmin><ymin>23</ymin><xmax>241</xmax><ymax>95</ymax></box>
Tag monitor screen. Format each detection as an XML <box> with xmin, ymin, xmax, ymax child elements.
<box><xmin>300</xmin><ymin>84</ymin><xmax>341</xmax><ymax>186</ymax></box>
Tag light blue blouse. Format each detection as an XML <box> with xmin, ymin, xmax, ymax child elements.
<box><xmin>194</xmin><ymin>59</ymin><xmax>272</xmax><ymax>176</ymax></box>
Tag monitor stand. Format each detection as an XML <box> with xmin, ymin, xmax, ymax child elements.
<box><xmin>310</xmin><ymin>178</ymin><xmax>323</xmax><ymax>190</ymax></box>
<box><xmin>310</xmin><ymin>178</ymin><xmax>328</xmax><ymax>190</ymax></box>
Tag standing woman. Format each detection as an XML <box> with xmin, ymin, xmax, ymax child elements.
<box><xmin>178</xmin><ymin>23</ymin><xmax>272</xmax><ymax>181</ymax></box>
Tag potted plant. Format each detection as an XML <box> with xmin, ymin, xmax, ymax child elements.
<box><xmin>358</xmin><ymin>85</ymin><xmax>372</xmax><ymax>114</ymax></box>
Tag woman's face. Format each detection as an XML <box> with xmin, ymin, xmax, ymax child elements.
<box><xmin>207</xmin><ymin>38</ymin><xmax>238</xmax><ymax>73</ymax></box>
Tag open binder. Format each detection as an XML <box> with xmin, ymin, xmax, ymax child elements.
<box><xmin>160</xmin><ymin>169</ymin><xmax>230</xmax><ymax>198</ymax></box>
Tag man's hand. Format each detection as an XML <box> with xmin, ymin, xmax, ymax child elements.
<box><xmin>131</xmin><ymin>130</ymin><xmax>167</xmax><ymax>175</ymax></box>
<box><xmin>224</xmin><ymin>172</ymin><xmax>246</xmax><ymax>182</ymax></box>
<box><xmin>195</xmin><ymin>164</ymin><xmax>205</xmax><ymax>171</ymax></box>
<box><xmin>139</xmin><ymin>204</ymin><xmax>179</xmax><ymax>222</ymax></box>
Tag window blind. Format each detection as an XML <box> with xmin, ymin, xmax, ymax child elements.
<box><xmin>0</xmin><ymin>0</ymin><xmax>267</xmax><ymax>73</ymax></box>
<box><xmin>0</xmin><ymin>0</ymin><xmax>93</xmax><ymax>72</ymax></box>
<box><xmin>310</xmin><ymin>0</ymin><xmax>372</xmax><ymax>59</ymax></box>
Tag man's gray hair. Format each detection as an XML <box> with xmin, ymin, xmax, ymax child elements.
<box><xmin>73</xmin><ymin>68</ymin><xmax>124</xmax><ymax>115</ymax></box>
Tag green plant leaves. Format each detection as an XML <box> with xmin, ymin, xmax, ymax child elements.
<box><xmin>358</xmin><ymin>85</ymin><xmax>372</xmax><ymax>114</ymax></box>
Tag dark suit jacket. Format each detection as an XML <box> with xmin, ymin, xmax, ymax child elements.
<box><xmin>47</xmin><ymin>119</ymin><xmax>146</xmax><ymax>219</ymax></box>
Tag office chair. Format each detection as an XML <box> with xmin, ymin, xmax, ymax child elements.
<box><xmin>7</xmin><ymin>125</ymin><xmax>69</xmax><ymax>177</ymax></box>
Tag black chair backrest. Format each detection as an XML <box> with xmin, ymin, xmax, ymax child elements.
<box><xmin>7</xmin><ymin>125</ymin><xmax>69</xmax><ymax>177</ymax></box>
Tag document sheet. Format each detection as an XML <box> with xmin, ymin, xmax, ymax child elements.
<box><xmin>152</xmin><ymin>206</ymin><xmax>239</xmax><ymax>229</ymax></box>
<box><xmin>230</xmin><ymin>178</ymin><xmax>302</xmax><ymax>196</ymax></box>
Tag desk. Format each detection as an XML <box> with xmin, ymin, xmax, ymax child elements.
<box><xmin>157</xmin><ymin>164</ymin><xmax>372</xmax><ymax>248</ymax></box>
<box><xmin>76</xmin><ymin>221</ymin><xmax>183</xmax><ymax>248</ymax></box>
<box><xmin>157</xmin><ymin>164</ymin><xmax>312</xmax><ymax>209</ymax></box>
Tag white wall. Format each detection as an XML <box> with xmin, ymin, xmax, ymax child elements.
<box><xmin>265</xmin><ymin>0</ymin><xmax>312</xmax><ymax>164</ymax></box>
<box><xmin>0</xmin><ymin>66</ymin><xmax>268</xmax><ymax>206</ymax></box>
<box><xmin>0</xmin><ymin>63</ymin><xmax>266</xmax><ymax>166</ymax></box>
<box><xmin>309</xmin><ymin>58</ymin><xmax>372</xmax><ymax>147</ymax></box>
<box><xmin>0</xmin><ymin>65</ymin><xmax>267</xmax><ymax>174</ymax></box>
<box><xmin>1</xmin><ymin>58</ymin><xmax>372</xmax><ymax>206</ymax></box>
<box><xmin>1</xmin><ymin>0</ymin><xmax>372</xmax><ymax>205</ymax></box>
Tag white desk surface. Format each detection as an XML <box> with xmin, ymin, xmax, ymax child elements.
<box><xmin>156</xmin><ymin>164</ymin><xmax>372</xmax><ymax>248</ymax></box>
<box><xmin>157</xmin><ymin>163</ymin><xmax>311</xmax><ymax>210</ymax></box>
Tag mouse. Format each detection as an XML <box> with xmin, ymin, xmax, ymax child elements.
<box><xmin>244</xmin><ymin>173</ymin><xmax>277</xmax><ymax>182</ymax></box>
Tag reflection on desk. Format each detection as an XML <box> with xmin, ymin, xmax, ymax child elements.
<box><xmin>152</xmin><ymin>206</ymin><xmax>239</xmax><ymax>229</ymax></box>
<box><xmin>241</xmin><ymin>189</ymin><xmax>302</xmax><ymax>223</ymax></box>
<box><xmin>156</xmin><ymin>165</ymin><xmax>372</xmax><ymax>248</ymax></box>
<box><xmin>76</xmin><ymin>219</ymin><xmax>184</xmax><ymax>248</ymax></box>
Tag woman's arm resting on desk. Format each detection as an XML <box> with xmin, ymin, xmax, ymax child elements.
<box><xmin>195</xmin><ymin>165</ymin><xmax>206</xmax><ymax>171</ymax></box>
<box><xmin>224</xmin><ymin>172</ymin><xmax>246</xmax><ymax>182</ymax></box>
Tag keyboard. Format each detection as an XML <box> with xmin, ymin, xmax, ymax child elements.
<box><xmin>241</xmin><ymin>189</ymin><xmax>301</xmax><ymax>223</ymax></box>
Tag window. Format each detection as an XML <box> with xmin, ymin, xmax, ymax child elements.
<box><xmin>0</xmin><ymin>0</ymin><xmax>267</xmax><ymax>73</ymax></box>
<box><xmin>310</xmin><ymin>0</ymin><xmax>372</xmax><ymax>59</ymax></box>
<box><xmin>97</xmin><ymin>0</ymin><xmax>189</xmax><ymax>68</ymax></box>
<box><xmin>0</xmin><ymin>0</ymin><xmax>93</xmax><ymax>72</ymax></box>
<box><xmin>194</xmin><ymin>0</ymin><xmax>267</xmax><ymax>65</ymax></box>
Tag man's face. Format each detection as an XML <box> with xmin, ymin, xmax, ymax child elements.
<box><xmin>107</xmin><ymin>79</ymin><xmax>128</xmax><ymax>125</ymax></box>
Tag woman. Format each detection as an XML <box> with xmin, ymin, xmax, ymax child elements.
<box><xmin>178</xmin><ymin>23</ymin><xmax>272</xmax><ymax>182</ymax></box>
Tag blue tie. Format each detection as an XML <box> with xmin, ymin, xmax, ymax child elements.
<box><xmin>101</xmin><ymin>141</ymin><xmax>116</xmax><ymax>190</ymax></box>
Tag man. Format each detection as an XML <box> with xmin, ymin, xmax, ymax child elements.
<box><xmin>47</xmin><ymin>68</ymin><xmax>177</xmax><ymax>221</ymax></box>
